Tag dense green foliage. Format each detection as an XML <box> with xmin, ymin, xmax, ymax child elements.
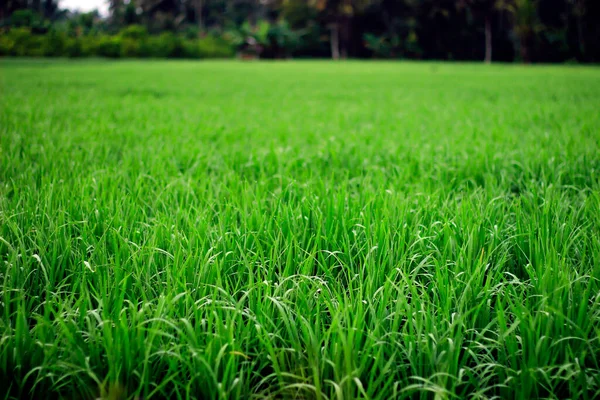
<box><xmin>1</xmin><ymin>60</ymin><xmax>600</xmax><ymax>399</ymax></box>
<box><xmin>0</xmin><ymin>26</ymin><xmax>234</xmax><ymax>58</ymax></box>
<box><xmin>2</xmin><ymin>0</ymin><xmax>600</xmax><ymax>62</ymax></box>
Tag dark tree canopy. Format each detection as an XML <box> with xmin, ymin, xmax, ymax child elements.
<box><xmin>1</xmin><ymin>0</ymin><xmax>599</xmax><ymax>62</ymax></box>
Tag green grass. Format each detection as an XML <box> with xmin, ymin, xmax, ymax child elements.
<box><xmin>1</xmin><ymin>60</ymin><xmax>600</xmax><ymax>399</ymax></box>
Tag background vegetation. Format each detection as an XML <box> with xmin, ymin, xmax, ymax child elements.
<box><xmin>1</xmin><ymin>0</ymin><xmax>599</xmax><ymax>61</ymax></box>
<box><xmin>1</xmin><ymin>60</ymin><xmax>599</xmax><ymax>399</ymax></box>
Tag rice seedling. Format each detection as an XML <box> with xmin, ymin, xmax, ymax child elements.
<box><xmin>1</xmin><ymin>60</ymin><xmax>599</xmax><ymax>399</ymax></box>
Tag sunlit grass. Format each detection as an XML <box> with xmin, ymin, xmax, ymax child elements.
<box><xmin>1</xmin><ymin>60</ymin><xmax>599</xmax><ymax>399</ymax></box>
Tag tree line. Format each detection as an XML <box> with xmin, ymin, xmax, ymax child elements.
<box><xmin>1</xmin><ymin>0</ymin><xmax>599</xmax><ymax>62</ymax></box>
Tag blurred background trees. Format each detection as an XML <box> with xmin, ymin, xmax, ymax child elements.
<box><xmin>1</xmin><ymin>0</ymin><xmax>599</xmax><ymax>61</ymax></box>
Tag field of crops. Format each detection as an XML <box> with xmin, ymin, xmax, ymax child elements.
<box><xmin>1</xmin><ymin>60</ymin><xmax>599</xmax><ymax>399</ymax></box>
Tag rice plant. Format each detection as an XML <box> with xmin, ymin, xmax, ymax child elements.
<box><xmin>1</xmin><ymin>60</ymin><xmax>599</xmax><ymax>399</ymax></box>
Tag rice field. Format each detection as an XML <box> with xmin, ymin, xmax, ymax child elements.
<box><xmin>1</xmin><ymin>60</ymin><xmax>600</xmax><ymax>399</ymax></box>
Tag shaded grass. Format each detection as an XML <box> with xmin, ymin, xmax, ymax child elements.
<box><xmin>1</xmin><ymin>60</ymin><xmax>600</xmax><ymax>399</ymax></box>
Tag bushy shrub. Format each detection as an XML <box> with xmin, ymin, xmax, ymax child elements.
<box><xmin>158</xmin><ymin>32</ymin><xmax>185</xmax><ymax>57</ymax></box>
<box><xmin>120</xmin><ymin>25</ymin><xmax>148</xmax><ymax>41</ymax></box>
<box><xmin>183</xmin><ymin>26</ymin><xmax>200</xmax><ymax>40</ymax></box>
<box><xmin>65</xmin><ymin>37</ymin><xmax>85</xmax><ymax>58</ymax></box>
<box><xmin>1</xmin><ymin>28</ymin><xmax>45</xmax><ymax>56</ymax></box>
<box><xmin>197</xmin><ymin>35</ymin><xmax>235</xmax><ymax>58</ymax></box>
<box><xmin>28</xmin><ymin>37</ymin><xmax>46</xmax><ymax>56</ymax></box>
<box><xmin>43</xmin><ymin>30</ymin><xmax>67</xmax><ymax>56</ymax></box>
<box><xmin>82</xmin><ymin>36</ymin><xmax>100</xmax><ymax>56</ymax></box>
<box><xmin>138</xmin><ymin>39</ymin><xmax>155</xmax><ymax>58</ymax></box>
<box><xmin>141</xmin><ymin>33</ymin><xmax>173</xmax><ymax>57</ymax></box>
<box><xmin>121</xmin><ymin>38</ymin><xmax>141</xmax><ymax>57</ymax></box>
<box><xmin>182</xmin><ymin>39</ymin><xmax>200</xmax><ymax>58</ymax></box>
<box><xmin>96</xmin><ymin>36</ymin><xmax>122</xmax><ymax>58</ymax></box>
<box><xmin>0</xmin><ymin>27</ymin><xmax>235</xmax><ymax>59</ymax></box>
<box><xmin>0</xmin><ymin>34</ymin><xmax>13</xmax><ymax>56</ymax></box>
